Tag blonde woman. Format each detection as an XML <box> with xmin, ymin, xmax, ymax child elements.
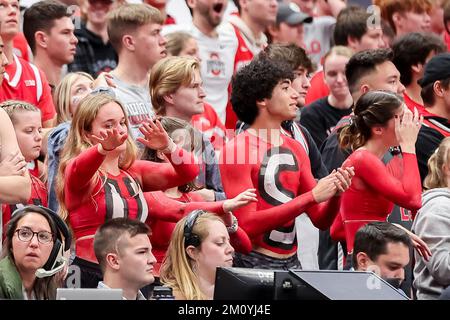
<box><xmin>412</xmin><ymin>137</ymin><xmax>450</xmax><ymax>299</ymax></box>
<box><xmin>53</xmin><ymin>72</ymin><xmax>95</xmax><ymax>126</ymax></box>
<box><xmin>160</xmin><ymin>210</ymin><xmax>250</xmax><ymax>300</ymax></box>
<box><xmin>56</xmin><ymin>93</ymin><xmax>199</xmax><ymax>288</ymax></box>
<box><xmin>47</xmin><ymin>72</ymin><xmax>114</xmax><ymax>211</ymax></box>
<box><xmin>47</xmin><ymin>72</ymin><xmax>93</xmax><ymax>212</ymax></box>
<box><xmin>165</xmin><ymin>31</ymin><xmax>200</xmax><ymax>60</ymax></box>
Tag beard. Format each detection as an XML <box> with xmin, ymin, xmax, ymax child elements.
<box><xmin>197</xmin><ymin>2</ymin><xmax>222</xmax><ymax>29</ymax></box>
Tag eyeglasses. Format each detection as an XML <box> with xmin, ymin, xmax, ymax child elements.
<box><xmin>15</xmin><ymin>228</ymin><xmax>54</xmax><ymax>244</ymax></box>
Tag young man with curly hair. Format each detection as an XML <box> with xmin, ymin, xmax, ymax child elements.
<box><xmin>219</xmin><ymin>57</ymin><xmax>354</xmax><ymax>270</ymax></box>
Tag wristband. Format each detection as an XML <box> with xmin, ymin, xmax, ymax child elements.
<box><xmin>161</xmin><ymin>138</ymin><xmax>177</xmax><ymax>154</ymax></box>
<box><xmin>102</xmin><ymin>145</ymin><xmax>116</xmax><ymax>152</ymax></box>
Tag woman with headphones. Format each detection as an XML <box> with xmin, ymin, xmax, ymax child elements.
<box><xmin>160</xmin><ymin>210</ymin><xmax>248</xmax><ymax>300</ymax></box>
<box><xmin>0</xmin><ymin>205</ymin><xmax>71</xmax><ymax>299</ymax></box>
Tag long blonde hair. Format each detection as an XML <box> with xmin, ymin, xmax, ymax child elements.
<box><xmin>56</xmin><ymin>93</ymin><xmax>137</xmax><ymax>220</ymax></box>
<box><xmin>53</xmin><ymin>72</ymin><xmax>94</xmax><ymax>125</ymax></box>
<box><xmin>160</xmin><ymin>212</ymin><xmax>223</xmax><ymax>300</ymax></box>
<box><xmin>424</xmin><ymin>137</ymin><xmax>450</xmax><ymax>190</ymax></box>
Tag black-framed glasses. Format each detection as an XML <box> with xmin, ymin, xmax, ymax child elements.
<box><xmin>15</xmin><ymin>227</ymin><xmax>54</xmax><ymax>244</ymax></box>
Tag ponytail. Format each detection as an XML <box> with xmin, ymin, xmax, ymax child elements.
<box><xmin>338</xmin><ymin>90</ymin><xmax>403</xmax><ymax>151</ymax></box>
<box><xmin>338</xmin><ymin>115</ymin><xmax>369</xmax><ymax>151</ymax></box>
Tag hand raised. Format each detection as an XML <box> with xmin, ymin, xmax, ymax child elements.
<box><xmin>91</xmin><ymin>128</ymin><xmax>127</xmax><ymax>152</ymax></box>
<box><xmin>395</xmin><ymin>106</ymin><xmax>423</xmax><ymax>153</ymax></box>
<box><xmin>223</xmin><ymin>188</ymin><xmax>258</xmax><ymax>213</ymax></box>
<box><xmin>137</xmin><ymin>118</ymin><xmax>173</xmax><ymax>152</ymax></box>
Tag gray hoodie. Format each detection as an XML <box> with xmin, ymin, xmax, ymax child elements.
<box><xmin>412</xmin><ymin>188</ymin><xmax>450</xmax><ymax>299</ymax></box>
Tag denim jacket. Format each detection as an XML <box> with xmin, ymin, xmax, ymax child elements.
<box><xmin>47</xmin><ymin>122</ymin><xmax>71</xmax><ymax>212</ymax></box>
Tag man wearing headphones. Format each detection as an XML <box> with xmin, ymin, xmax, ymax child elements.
<box><xmin>93</xmin><ymin>218</ymin><xmax>156</xmax><ymax>300</ymax></box>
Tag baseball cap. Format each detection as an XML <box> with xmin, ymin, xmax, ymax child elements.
<box><xmin>276</xmin><ymin>2</ymin><xmax>313</xmax><ymax>26</ymax></box>
<box><xmin>418</xmin><ymin>53</ymin><xmax>450</xmax><ymax>87</ymax></box>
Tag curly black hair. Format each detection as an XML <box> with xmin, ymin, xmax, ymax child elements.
<box><xmin>231</xmin><ymin>58</ymin><xmax>294</xmax><ymax>125</ymax></box>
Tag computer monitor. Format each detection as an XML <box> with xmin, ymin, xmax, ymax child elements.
<box><xmin>214</xmin><ymin>267</ymin><xmax>274</xmax><ymax>300</ymax></box>
<box><xmin>274</xmin><ymin>270</ymin><xmax>409</xmax><ymax>300</ymax></box>
<box><xmin>56</xmin><ymin>288</ymin><xmax>123</xmax><ymax>300</ymax></box>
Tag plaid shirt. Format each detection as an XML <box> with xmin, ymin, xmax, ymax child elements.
<box><xmin>68</xmin><ymin>23</ymin><xmax>117</xmax><ymax>77</ymax></box>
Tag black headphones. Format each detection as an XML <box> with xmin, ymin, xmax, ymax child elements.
<box><xmin>183</xmin><ymin>210</ymin><xmax>206</xmax><ymax>248</ymax></box>
<box><xmin>10</xmin><ymin>205</ymin><xmax>72</xmax><ymax>275</ymax></box>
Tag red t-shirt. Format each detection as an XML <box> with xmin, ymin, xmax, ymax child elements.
<box><xmin>0</xmin><ymin>55</ymin><xmax>55</xmax><ymax>123</ymax></box>
<box><xmin>192</xmin><ymin>103</ymin><xmax>228</xmax><ymax>150</ymax></box>
<box><xmin>403</xmin><ymin>92</ymin><xmax>434</xmax><ymax>116</ymax></box>
<box><xmin>12</xmin><ymin>33</ymin><xmax>30</xmax><ymax>62</ymax></box>
<box><xmin>444</xmin><ymin>31</ymin><xmax>450</xmax><ymax>52</ymax></box>
<box><xmin>305</xmin><ymin>71</ymin><xmax>329</xmax><ymax>105</ymax></box>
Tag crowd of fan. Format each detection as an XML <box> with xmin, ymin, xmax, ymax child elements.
<box><xmin>0</xmin><ymin>0</ymin><xmax>449</xmax><ymax>300</ymax></box>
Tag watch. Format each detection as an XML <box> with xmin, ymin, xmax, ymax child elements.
<box><xmin>227</xmin><ymin>214</ymin><xmax>239</xmax><ymax>234</ymax></box>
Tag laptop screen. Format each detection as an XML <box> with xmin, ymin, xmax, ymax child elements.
<box><xmin>56</xmin><ymin>288</ymin><xmax>123</xmax><ymax>300</ymax></box>
<box><xmin>288</xmin><ymin>270</ymin><xmax>409</xmax><ymax>300</ymax></box>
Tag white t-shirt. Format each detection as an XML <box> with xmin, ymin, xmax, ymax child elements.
<box><xmin>110</xmin><ymin>75</ymin><xmax>154</xmax><ymax>141</ymax></box>
<box><xmin>304</xmin><ymin>16</ymin><xmax>336</xmax><ymax>67</ymax></box>
<box><xmin>166</xmin><ymin>0</ymin><xmax>238</xmax><ymax>25</ymax></box>
<box><xmin>163</xmin><ymin>22</ymin><xmax>238</xmax><ymax>123</ymax></box>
